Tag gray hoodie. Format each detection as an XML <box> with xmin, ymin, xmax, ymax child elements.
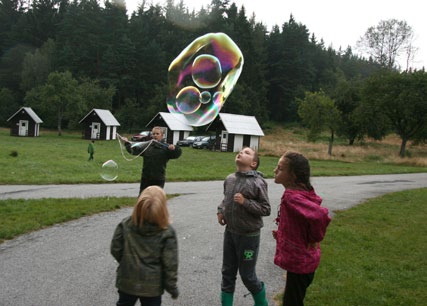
<box><xmin>218</xmin><ymin>171</ymin><xmax>271</xmax><ymax>235</ymax></box>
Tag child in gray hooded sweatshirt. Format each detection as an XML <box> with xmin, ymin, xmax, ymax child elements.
<box><xmin>217</xmin><ymin>147</ymin><xmax>271</xmax><ymax>306</ymax></box>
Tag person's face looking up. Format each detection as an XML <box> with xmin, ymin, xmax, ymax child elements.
<box><xmin>274</xmin><ymin>156</ymin><xmax>293</xmax><ymax>187</ymax></box>
<box><xmin>235</xmin><ymin>147</ymin><xmax>257</xmax><ymax>170</ymax></box>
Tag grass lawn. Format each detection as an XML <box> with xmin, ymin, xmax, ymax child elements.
<box><xmin>0</xmin><ymin>128</ymin><xmax>426</xmax><ymax>184</ymax></box>
<box><xmin>0</xmin><ymin>197</ymin><xmax>134</xmax><ymax>243</ymax></box>
<box><xmin>300</xmin><ymin>188</ymin><xmax>427</xmax><ymax>306</ymax></box>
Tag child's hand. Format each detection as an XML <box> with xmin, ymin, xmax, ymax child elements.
<box><xmin>234</xmin><ymin>193</ymin><xmax>245</xmax><ymax>205</ymax></box>
<box><xmin>217</xmin><ymin>213</ymin><xmax>226</xmax><ymax>226</ymax></box>
<box><xmin>272</xmin><ymin>230</ymin><xmax>277</xmax><ymax>240</ymax></box>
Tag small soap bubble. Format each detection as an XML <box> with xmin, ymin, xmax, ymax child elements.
<box><xmin>200</xmin><ymin>91</ymin><xmax>211</xmax><ymax>104</ymax></box>
<box><xmin>100</xmin><ymin>159</ymin><xmax>118</xmax><ymax>181</ymax></box>
<box><xmin>167</xmin><ymin>32</ymin><xmax>244</xmax><ymax>126</ymax></box>
<box><xmin>176</xmin><ymin>86</ymin><xmax>201</xmax><ymax>114</ymax></box>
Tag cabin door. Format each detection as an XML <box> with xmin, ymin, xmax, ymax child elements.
<box><xmin>91</xmin><ymin>122</ymin><xmax>101</xmax><ymax>139</ymax></box>
<box><xmin>243</xmin><ymin>135</ymin><xmax>251</xmax><ymax>147</ymax></box>
<box><xmin>18</xmin><ymin>120</ymin><xmax>29</xmax><ymax>136</ymax></box>
<box><xmin>221</xmin><ymin>130</ymin><xmax>228</xmax><ymax>151</ymax></box>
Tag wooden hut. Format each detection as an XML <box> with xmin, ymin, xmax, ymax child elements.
<box><xmin>7</xmin><ymin>107</ymin><xmax>43</xmax><ymax>137</ymax></box>
<box><xmin>79</xmin><ymin>109</ymin><xmax>120</xmax><ymax>140</ymax></box>
<box><xmin>207</xmin><ymin>113</ymin><xmax>264</xmax><ymax>152</ymax></box>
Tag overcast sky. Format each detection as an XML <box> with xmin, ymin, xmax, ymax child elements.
<box><xmin>125</xmin><ymin>0</ymin><xmax>425</xmax><ymax>70</ymax></box>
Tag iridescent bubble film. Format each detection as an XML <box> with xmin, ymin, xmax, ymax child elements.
<box><xmin>200</xmin><ymin>91</ymin><xmax>211</xmax><ymax>104</ymax></box>
<box><xmin>167</xmin><ymin>32</ymin><xmax>244</xmax><ymax>126</ymax></box>
<box><xmin>192</xmin><ymin>54</ymin><xmax>222</xmax><ymax>88</ymax></box>
<box><xmin>176</xmin><ymin>86</ymin><xmax>201</xmax><ymax>114</ymax></box>
<box><xmin>100</xmin><ymin>159</ymin><xmax>118</xmax><ymax>181</ymax></box>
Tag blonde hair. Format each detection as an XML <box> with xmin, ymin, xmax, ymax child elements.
<box><xmin>152</xmin><ymin>126</ymin><xmax>164</xmax><ymax>135</ymax></box>
<box><xmin>132</xmin><ymin>186</ymin><xmax>169</xmax><ymax>229</ymax></box>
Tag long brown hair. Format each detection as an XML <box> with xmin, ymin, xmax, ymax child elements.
<box><xmin>283</xmin><ymin>151</ymin><xmax>313</xmax><ymax>191</ymax></box>
<box><xmin>132</xmin><ymin>186</ymin><xmax>169</xmax><ymax>229</ymax></box>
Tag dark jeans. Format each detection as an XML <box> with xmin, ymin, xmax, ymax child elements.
<box><xmin>221</xmin><ymin>229</ymin><xmax>263</xmax><ymax>294</ymax></box>
<box><xmin>139</xmin><ymin>178</ymin><xmax>165</xmax><ymax>195</ymax></box>
<box><xmin>282</xmin><ymin>271</ymin><xmax>315</xmax><ymax>306</ymax></box>
<box><xmin>116</xmin><ymin>290</ymin><xmax>161</xmax><ymax>306</ymax></box>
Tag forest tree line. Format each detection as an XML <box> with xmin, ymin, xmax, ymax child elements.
<box><xmin>0</xmin><ymin>0</ymin><xmax>426</xmax><ymax>156</ymax></box>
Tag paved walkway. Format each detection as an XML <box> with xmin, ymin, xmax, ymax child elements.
<box><xmin>0</xmin><ymin>173</ymin><xmax>426</xmax><ymax>306</ymax></box>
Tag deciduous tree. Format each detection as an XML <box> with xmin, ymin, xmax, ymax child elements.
<box><xmin>361</xmin><ymin>70</ymin><xmax>427</xmax><ymax>157</ymax></box>
<box><xmin>20</xmin><ymin>38</ymin><xmax>55</xmax><ymax>92</ymax></box>
<box><xmin>357</xmin><ymin>19</ymin><xmax>415</xmax><ymax>70</ymax></box>
<box><xmin>297</xmin><ymin>90</ymin><xmax>341</xmax><ymax>155</ymax></box>
<box><xmin>24</xmin><ymin>71</ymin><xmax>83</xmax><ymax>135</ymax></box>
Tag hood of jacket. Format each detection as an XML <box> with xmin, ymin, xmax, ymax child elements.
<box><xmin>284</xmin><ymin>188</ymin><xmax>323</xmax><ymax>209</ymax></box>
<box><xmin>236</xmin><ymin>170</ymin><xmax>264</xmax><ymax>178</ymax></box>
<box><xmin>128</xmin><ymin>219</ymin><xmax>165</xmax><ymax>236</ymax></box>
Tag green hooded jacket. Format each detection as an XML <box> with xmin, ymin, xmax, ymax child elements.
<box><xmin>111</xmin><ymin>216</ymin><xmax>179</xmax><ymax>298</ymax></box>
<box><xmin>87</xmin><ymin>142</ymin><xmax>94</xmax><ymax>154</ymax></box>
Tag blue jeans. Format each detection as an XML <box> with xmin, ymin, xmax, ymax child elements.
<box><xmin>221</xmin><ymin>229</ymin><xmax>263</xmax><ymax>294</ymax></box>
<box><xmin>116</xmin><ymin>290</ymin><xmax>161</xmax><ymax>306</ymax></box>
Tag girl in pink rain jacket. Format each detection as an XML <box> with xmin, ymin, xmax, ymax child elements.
<box><xmin>272</xmin><ymin>151</ymin><xmax>330</xmax><ymax>306</ymax></box>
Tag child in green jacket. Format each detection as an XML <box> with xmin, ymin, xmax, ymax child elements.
<box><xmin>111</xmin><ymin>186</ymin><xmax>179</xmax><ymax>306</ymax></box>
<box><xmin>87</xmin><ymin>140</ymin><xmax>94</xmax><ymax>161</ymax></box>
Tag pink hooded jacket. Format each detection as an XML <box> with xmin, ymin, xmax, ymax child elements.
<box><xmin>274</xmin><ymin>189</ymin><xmax>331</xmax><ymax>274</ymax></box>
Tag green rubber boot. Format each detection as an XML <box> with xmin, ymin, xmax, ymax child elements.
<box><xmin>252</xmin><ymin>282</ymin><xmax>268</xmax><ymax>306</ymax></box>
<box><xmin>221</xmin><ymin>291</ymin><xmax>234</xmax><ymax>306</ymax></box>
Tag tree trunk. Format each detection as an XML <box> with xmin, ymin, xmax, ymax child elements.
<box><xmin>328</xmin><ymin>130</ymin><xmax>334</xmax><ymax>156</ymax></box>
<box><xmin>399</xmin><ymin>137</ymin><xmax>408</xmax><ymax>157</ymax></box>
<box><xmin>57</xmin><ymin>113</ymin><xmax>62</xmax><ymax>136</ymax></box>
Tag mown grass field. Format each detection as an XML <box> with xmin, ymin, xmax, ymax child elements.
<box><xmin>302</xmin><ymin>188</ymin><xmax>427</xmax><ymax>306</ymax></box>
<box><xmin>0</xmin><ymin>127</ymin><xmax>426</xmax><ymax>184</ymax></box>
<box><xmin>0</xmin><ymin>196</ymin><xmax>135</xmax><ymax>243</ymax></box>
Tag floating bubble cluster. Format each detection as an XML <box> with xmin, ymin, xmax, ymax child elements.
<box><xmin>167</xmin><ymin>32</ymin><xmax>244</xmax><ymax>126</ymax></box>
<box><xmin>100</xmin><ymin>159</ymin><xmax>118</xmax><ymax>181</ymax></box>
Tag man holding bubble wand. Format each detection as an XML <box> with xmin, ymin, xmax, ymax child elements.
<box><xmin>118</xmin><ymin>126</ymin><xmax>182</xmax><ymax>195</ymax></box>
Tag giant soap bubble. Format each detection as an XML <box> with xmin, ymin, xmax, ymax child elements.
<box><xmin>167</xmin><ymin>32</ymin><xmax>244</xmax><ymax>126</ymax></box>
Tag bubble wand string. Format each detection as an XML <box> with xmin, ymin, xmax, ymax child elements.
<box><xmin>116</xmin><ymin>133</ymin><xmax>170</xmax><ymax>161</ymax></box>
<box><xmin>116</xmin><ymin>133</ymin><xmax>153</xmax><ymax>161</ymax></box>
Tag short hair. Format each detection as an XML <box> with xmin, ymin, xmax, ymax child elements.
<box><xmin>152</xmin><ymin>126</ymin><xmax>164</xmax><ymax>135</ymax></box>
<box><xmin>283</xmin><ymin>151</ymin><xmax>313</xmax><ymax>190</ymax></box>
<box><xmin>132</xmin><ymin>186</ymin><xmax>169</xmax><ymax>229</ymax></box>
